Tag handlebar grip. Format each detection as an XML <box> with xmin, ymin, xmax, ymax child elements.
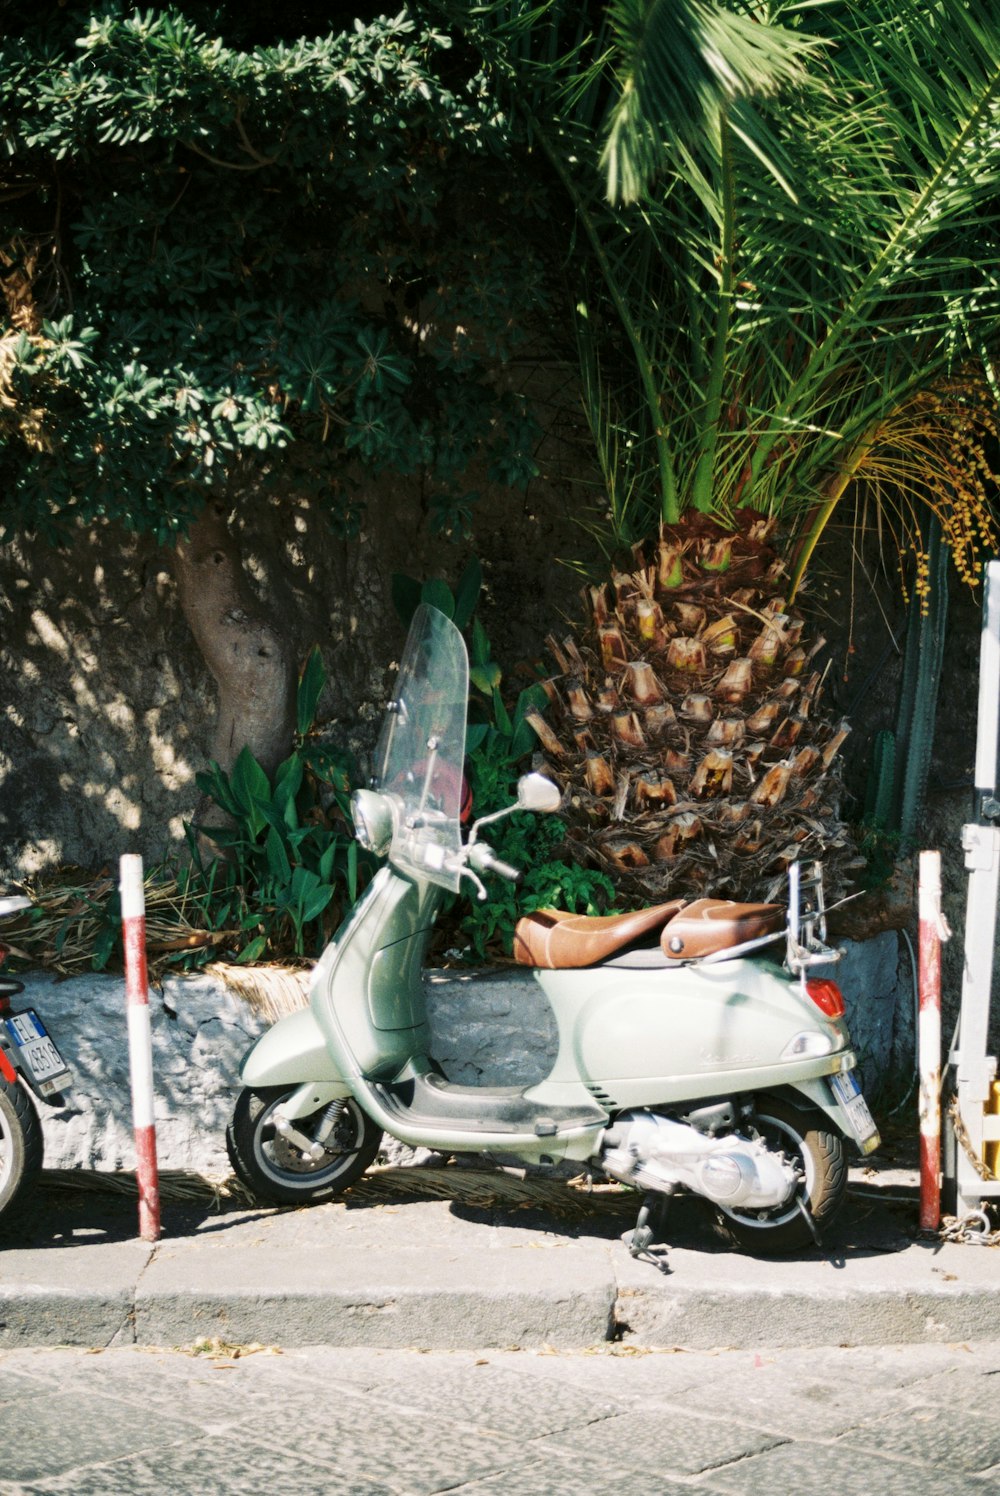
<box><xmin>469</xmin><ymin>842</ymin><xmax>522</xmax><ymax>883</ymax></box>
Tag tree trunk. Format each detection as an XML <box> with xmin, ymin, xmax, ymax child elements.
<box><xmin>172</xmin><ymin>497</ymin><xmax>296</xmax><ymax>780</ymax></box>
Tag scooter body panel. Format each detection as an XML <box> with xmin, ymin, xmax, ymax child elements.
<box><xmin>308</xmin><ymin>867</ymin><xmax>435</xmax><ymax>1079</ymax></box>
<box><xmin>531</xmin><ymin>960</ymin><xmax>852</xmax><ymax>1110</ymax></box>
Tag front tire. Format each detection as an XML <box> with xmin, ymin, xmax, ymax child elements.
<box><xmin>714</xmin><ymin>1095</ymin><xmax>848</xmax><ymax>1254</ymax></box>
<box><xmin>227</xmin><ymin>1087</ymin><xmax>382</xmax><ymax>1206</ymax></box>
<box><xmin>0</xmin><ymin>1076</ymin><xmax>43</xmax><ymax>1217</ymax></box>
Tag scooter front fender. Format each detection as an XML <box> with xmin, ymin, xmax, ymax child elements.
<box><xmin>240</xmin><ymin>1006</ymin><xmax>349</xmax><ymax>1092</ymax></box>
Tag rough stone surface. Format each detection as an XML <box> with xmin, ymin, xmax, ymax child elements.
<box><xmin>22</xmin><ymin>934</ymin><xmax>909</xmax><ymax>1175</ymax></box>
<box><xmin>23</xmin><ymin>970</ymin><xmax>269</xmax><ymax>1175</ymax></box>
<box><xmin>0</xmin><ymin>462</ymin><xmax>594</xmax><ymax>882</ymax></box>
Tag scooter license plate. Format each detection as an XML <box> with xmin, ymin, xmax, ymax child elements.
<box><xmin>831</xmin><ymin>1069</ymin><xmax>880</xmax><ymax>1153</ymax></box>
<box><xmin>4</xmin><ymin>1010</ymin><xmax>71</xmax><ymax>1091</ymax></box>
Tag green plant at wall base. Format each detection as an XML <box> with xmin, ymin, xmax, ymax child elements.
<box><xmin>184</xmin><ymin>647</ymin><xmax>373</xmax><ymax>962</ymax></box>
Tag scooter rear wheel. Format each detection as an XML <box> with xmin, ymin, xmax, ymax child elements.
<box><xmin>714</xmin><ymin>1096</ymin><xmax>847</xmax><ymax>1254</ymax></box>
<box><xmin>0</xmin><ymin>1075</ymin><xmax>43</xmax><ymax>1217</ymax></box>
<box><xmin>227</xmin><ymin>1086</ymin><xmax>383</xmax><ymax>1206</ymax></box>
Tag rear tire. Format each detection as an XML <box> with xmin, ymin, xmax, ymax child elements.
<box><xmin>714</xmin><ymin>1095</ymin><xmax>847</xmax><ymax>1254</ymax></box>
<box><xmin>0</xmin><ymin>1076</ymin><xmax>43</xmax><ymax>1217</ymax></box>
<box><xmin>227</xmin><ymin>1086</ymin><xmax>382</xmax><ymax>1206</ymax></box>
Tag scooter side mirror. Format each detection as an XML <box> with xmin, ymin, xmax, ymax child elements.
<box><xmin>516</xmin><ymin>773</ymin><xmax>562</xmax><ymax>814</ymax></box>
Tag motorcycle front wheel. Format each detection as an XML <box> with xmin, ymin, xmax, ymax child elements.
<box><xmin>227</xmin><ymin>1086</ymin><xmax>383</xmax><ymax>1206</ymax></box>
<box><xmin>0</xmin><ymin>1075</ymin><xmax>43</xmax><ymax>1217</ymax></box>
<box><xmin>714</xmin><ymin>1096</ymin><xmax>847</xmax><ymax>1254</ymax></box>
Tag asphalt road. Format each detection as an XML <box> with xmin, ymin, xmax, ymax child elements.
<box><xmin>3</xmin><ymin>1339</ymin><xmax>999</xmax><ymax>1495</ymax></box>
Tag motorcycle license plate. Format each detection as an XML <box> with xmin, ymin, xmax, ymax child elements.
<box><xmin>831</xmin><ymin>1069</ymin><xmax>880</xmax><ymax>1153</ymax></box>
<box><xmin>4</xmin><ymin>1010</ymin><xmax>71</xmax><ymax>1093</ymax></box>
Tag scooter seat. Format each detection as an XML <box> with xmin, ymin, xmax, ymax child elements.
<box><xmin>659</xmin><ymin>898</ymin><xmax>784</xmax><ymax>959</ymax></box>
<box><xmin>513</xmin><ymin>900</ymin><xmax>686</xmax><ymax>969</ymax></box>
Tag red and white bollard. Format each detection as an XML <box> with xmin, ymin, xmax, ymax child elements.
<box><xmin>120</xmin><ymin>854</ymin><xmax>161</xmax><ymax>1243</ymax></box>
<box><xmin>918</xmin><ymin>849</ymin><xmax>949</xmax><ymax>1230</ymax></box>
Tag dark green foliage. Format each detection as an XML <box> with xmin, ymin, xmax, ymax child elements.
<box><xmin>863</xmin><ymin>730</ymin><xmax>897</xmax><ymax>832</ymax></box>
<box><xmin>182</xmin><ymin>646</ymin><xmax>372</xmax><ymax>961</ymax></box>
<box><xmin>859</xmin><ymin>520</ymin><xmax>949</xmax><ymax>878</ymax></box>
<box><xmin>458</xmin><ymin>806</ymin><xmax>617</xmax><ymax>960</ymax></box>
<box><xmin>391</xmin><ymin>556</ymin><xmax>484</xmax><ymax>634</ymax></box>
<box><xmin>0</xmin><ymin>5</ymin><xmax>549</xmax><ymax>543</ymax></box>
<box><xmin>895</xmin><ymin>525</ymin><xmax>949</xmax><ymax>850</ymax></box>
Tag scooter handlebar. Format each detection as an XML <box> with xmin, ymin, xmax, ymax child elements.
<box><xmin>468</xmin><ymin>842</ymin><xmax>522</xmax><ymax>884</ymax></box>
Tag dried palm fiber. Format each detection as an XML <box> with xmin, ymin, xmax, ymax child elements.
<box><xmin>537</xmin><ymin>513</ymin><xmax>852</xmax><ymax>906</ymax></box>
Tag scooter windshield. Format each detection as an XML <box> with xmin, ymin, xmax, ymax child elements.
<box><xmin>372</xmin><ymin>603</ymin><xmax>468</xmax><ymax>892</ymax></box>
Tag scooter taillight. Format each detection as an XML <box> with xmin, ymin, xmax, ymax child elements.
<box><xmin>805</xmin><ymin>977</ymin><xmax>846</xmax><ymax>1019</ymax></box>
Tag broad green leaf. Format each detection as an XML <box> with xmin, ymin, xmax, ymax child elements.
<box><xmin>265</xmin><ymin>825</ymin><xmax>293</xmax><ymax>884</ymax></box>
<box><xmin>420</xmin><ymin>577</ymin><xmax>455</xmax><ymax>618</ymax></box>
<box><xmin>470</xmin><ymin>661</ymin><xmax>502</xmax><ymax>695</ymax></box>
<box><xmin>491</xmin><ymin>686</ymin><xmax>512</xmax><ymax>736</ymax></box>
<box><xmin>470</xmin><ymin>617</ymin><xmax>492</xmax><ymax>668</ymax></box>
<box><xmin>231</xmin><ymin>747</ymin><xmax>272</xmax><ymax>829</ymax></box>
<box><xmin>302</xmin><ymin>884</ymin><xmax>335</xmax><ymax>922</ymax></box>
<box><xmin>296</xmin><ymin>647</ymin><xmax>326</xmax><ymax>737</ymax></box>
<box><xmin>195</xmin><ymin>763</ymin><xmax>241</xmax><ymax>820</ymax></box>
<box><xmin>453</xmin><ymin>555</ymin><xmax>482</xmax><ymax>631</ymax></box>
<box><xmin>236</xmin><ymin>935</ymin><xmax>269</xmax><ymax>964</ymax></box>
<box><xmin>466</xmin><ymin>723</ymin><xmax>489</xmax><ymax>753</ymax></box>
<box><xmin>391</xmin><ymin>572</ymin><xmax>423</xmax><ymax>628</ymax></box>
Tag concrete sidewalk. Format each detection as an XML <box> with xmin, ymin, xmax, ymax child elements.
<box><xmin>2</xmin><ymin>1138</ymin><xmax>997</xmax><ymax>1354</ymax></box>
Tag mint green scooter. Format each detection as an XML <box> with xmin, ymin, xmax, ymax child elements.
<box><xmin>228</xmin><ymin>604</ymin><xmax>879</xmax><ymax>1253</ymax></box>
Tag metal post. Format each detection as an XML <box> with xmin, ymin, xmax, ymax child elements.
<box><xmin>120</xmin><ymin>854</ymin><xmax>161</xmax><ymax>1243</ymax></box>
<box><xmin>919</xmin><ymin>851</ymin><xmax>946</xmax><ymax>1228</ymax></box>
<box><xmin>950</xmin><ymin>560</ymin><xmax>1000</xmax><ymax>1213</ymax></box>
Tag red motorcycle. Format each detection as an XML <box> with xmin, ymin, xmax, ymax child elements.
<box><xmin>0</xmin><ymin>895</ymin><xmax>72</xmax><ymax>1216</ymax></box>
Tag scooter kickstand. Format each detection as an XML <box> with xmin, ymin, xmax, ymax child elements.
<box><xmin>624</xmin><ymin>1191</ymin><xmax>672</xmax><ymax>1266</ymax></box>
<box><xmin>794</xmin><ymin>1194</ymin><xmax>823</xmax><ymax>1250</ymax></box>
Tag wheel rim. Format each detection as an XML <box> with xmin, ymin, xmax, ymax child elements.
<box><xmin>252</xmin><ymin>1095</ymin><xmax>370</xmax><ymax>1189</ymax></box>
<box><xmin>719</xmin><ymin>1110</ymin><xmax>813</xmax><ymax>1231</ymax></box>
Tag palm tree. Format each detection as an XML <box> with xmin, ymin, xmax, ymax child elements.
<box><xmin>468</xmin><ymin>0</ymin><xmax>1000</xmax><ymax>902</ymax></box>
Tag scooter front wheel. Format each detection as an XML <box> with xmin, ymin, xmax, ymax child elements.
<box><xmin>0</xmin><ymin>1076</ymin><xmax>43</xmax><ymax>1217</ymax></box>
<box><xmin>227</xmin><ymin>1086</ymin><xmax>383</xmax><ymax>1206</ymax></box>
<box><xmin>714</xmin><ymin>1096</ymin><xmax>847</xmax><ymax>1254</ymax></box>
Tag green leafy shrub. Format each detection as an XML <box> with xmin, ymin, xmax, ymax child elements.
<box><xmin>182</xmin><ymin>647</ymin><xmax>374</xmax><ymax>963</ymax></box>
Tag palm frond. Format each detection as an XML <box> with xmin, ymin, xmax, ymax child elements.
<box><xmin>600</xmin><ymin>0</ymin><xmax>823</xmax><ymax>203</ymax></box>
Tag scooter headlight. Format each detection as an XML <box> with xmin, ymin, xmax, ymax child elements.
<box><xmin>351</xmin><ymin>790</ymin><xmax>392</xmax><ymax>857</ymax></box>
